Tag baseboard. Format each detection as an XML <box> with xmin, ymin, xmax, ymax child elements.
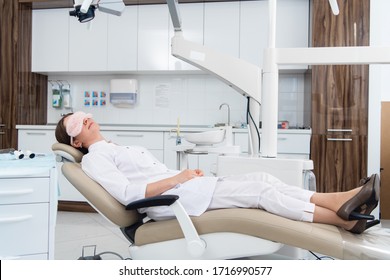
<box><xmin>58</xmin><ymin>200</ymin><xmax>97</xmax><ymax>213</ymax></box>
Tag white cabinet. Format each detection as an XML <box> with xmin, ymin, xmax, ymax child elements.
<box><xmin>32</xmin><ymin>1</ymin><xmax>309</xmax><ymax>73</ymax></box>
<box><xmin>107</xmin><ymin>5</ymin><xmax>138</xmax><ymax>71</ymax></box>
<box><xmin>204</xmin><ymin>1</ymin><xmax>240</xmax><ymax>57</ymax></box>
<box><xmin>168</xmin><ymin>3</ymin><xmax>204</xmax><ymax>71</ymax></box>
<box><xmin>0</xmin><ymin>158</ymin><xmax>57</xmax><ymax>260</ymax></box>
<box><xmin>32</xmin><ymin>8</ymin><xmax>69</xmax><ymax>72</ymax></box>
<box><xmin>102</xmin><ymin>130</ymin><xmax>164</xmax><ymax>162</ymax></box>
<box><xmin>234</xmin><ymin>130</ymin><xmax>311</xmax><ymax>159</ymax></box>
<box><xmin>239</xmin><ymin>0</ymin><xmax>309</xmax><ymax>68</ymax></box>
<box><xmin>68</xmin><ymin>10</ymin><xmax>108</xmax><ymax>71</ymax></box>
<box><xmin>17</xmin><ymin>129</ymin><xmax>56</xmax><ymax>153</ymax></box>
<box><xmin>138</xmin><ymin>4</ymin><xmax>169</xmax><ymax>71</ymax></box>
<box><xmin>239</xmin><ymin>1</ymin><xmax>268</xmax><ymax>67</ymax></box>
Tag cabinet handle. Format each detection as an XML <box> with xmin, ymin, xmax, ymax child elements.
<box><xmin>116</xmin><ymin>134</ymin><xmax>144</xmax><ymax>138</ymax></box>
<box><xmin>26</xmin><ymin>132</ymin><xmax>46</xmax><ymax>136</ymax></box>
<box><xmin>0</xmin><ymin>189</ymin><xmax>34</xmax><ymax>196</ymax></box>
<box><xmin>0</xmin><ymin>124</ymin><xmax>5</xmax><ymax>127</ymax></box>
<box><xmin>0</xmin><ymin>214</ymin><xmax>33</xmax><ymax>224</ymax></box>
<box><xmin>277</xmin><ymin>137</ymin><xmax>288</xmax><ymax>141</ymax></box>
<box><xmin>327</xmin><ymin>138</ymin><xmax>353</xmax><ymax>142</ymax></box>
<box><xmin>0</xmin><ymin>132</ymin><xmax>5</xmax><ymax>135</ymax></box>
<box><xmin>327</xmin><ymin>129</ymin><xmax>353</xmax><ymax>133</ymax></box>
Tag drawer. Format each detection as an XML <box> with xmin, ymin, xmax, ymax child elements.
<box><xmin>0</xmin><ymin>203</ymin><xmax>49</xmax><ymax>258</ymax></box>
<box><xmin>277</xmin><ymin>134</ymin><xmax>311</xmax><ymax>154</ymax></box>
<box><xmin>102</xmin><ymin>131</ymin><xmax>164</xmax><ymax>149</ymax></box>
<box><xmin>234</xmin><ymin>132</ymin><xmax>311</xmax><ymax>155</ymax></box>
<box><xmin>17</xmin><ymin>130</ymin><xmax>56</xmax><ymax>153</ymax></box>
<box><xmin>0</xmin><ymin>178</ymin><xmax>50</xmax><ymax>205</ymax></box>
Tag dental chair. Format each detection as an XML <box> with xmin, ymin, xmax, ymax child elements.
<box><xmin>52</xmin><ymin>143</ymin><xmax>390</xmax><ymax>260</ymax></box>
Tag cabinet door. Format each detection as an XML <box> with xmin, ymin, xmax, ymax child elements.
<box><xmin>239</xmin><ymin>0</ymin><xmax>268</xmax><ymax>67</ymax></box>
<box><xmin>204</xmin><ymin>1</ymin><xmax>240</xmax><ymax>57</ymax></box>
<box><xmin>102</xmin><ymin>131</ymin><xmax>164</xmax><ymax>162</ymax></box>
<box><xmin>168</xmin><ymin>3</ymin><xmax>204</xmax><ymax>70</ymax></box>
<box><xmin>107</xmin><ymin>6</ymin><xmax>138</xmax><ymax>71</ymax></box>
<box><xmin>17</xmin><ymin>130</ymin><xmax>56</xmax><ymax>153</ymax></box>
<box><xmin>32</xmin><ymin>9</ymin><xmax>69</xmax><ymax>72</ymax></box>
<box><xmin>311</xmin><ymin>135</ymin><xmax>367</xmax><ymax>193</ymax></box>
<box><xmin>312</xmin><ymin>65</ymin><xmax>369</xmax><ymax>135</ymax></box>
<box><xmin>138</xmin><ymin>4</ymin><xmax>169</xmax><ymax>70</ymax></box>
<box><xmin>239</xmin><ymin>0</ymin><xmax>309</xmax><ymax>68</ymax></box>
<box><xmin>0</xmin><ymin>203</ymin><xmax>49</xmax><ymax>258</ymax></box>
<box><xmin>68</xmin><ymin>11</ymin><xmax>108</xmax><ymax>71</ymax></box>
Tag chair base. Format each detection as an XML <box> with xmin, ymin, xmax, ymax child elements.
<box><xmin>129</xmin><ymin>232</ymin><xmax>283</xmax><ymax>260</ymax></box>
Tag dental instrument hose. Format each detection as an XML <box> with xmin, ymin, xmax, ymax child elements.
<box><xmin>246</xmin><ymin>97</ymin><xmax>261</xmax><ymax>152</ymax></box>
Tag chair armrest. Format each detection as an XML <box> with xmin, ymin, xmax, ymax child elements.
<box><xmin>126</xmin><ymin>194</ymin><xmax>206</xmax><ymax>257</ymax></box>
<box><xmin>125</xmin><ymin>195</ymin><xmax>179</xmax><ymax>210</ymax></box>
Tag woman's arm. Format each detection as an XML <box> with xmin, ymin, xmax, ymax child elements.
<box><xmin>145</xmin><ymin>169</ymin><xmax>204</xmax><ymax>198</ymax></box>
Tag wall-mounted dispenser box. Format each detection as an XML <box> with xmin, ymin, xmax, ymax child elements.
<box><xmin>110</xmin><ymin>79</ymin><xmax>138</xmax><ymax>107</ymax></box>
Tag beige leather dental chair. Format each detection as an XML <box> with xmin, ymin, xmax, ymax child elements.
<box><xmin>52</xmin><ymin>143</ymin><xmax>390</xmax><ymax>260</ymax></box>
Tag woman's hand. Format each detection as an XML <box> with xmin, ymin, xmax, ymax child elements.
<box><xmin>173</xmin><ymin>169</ymin><xmax>204</xmax><ymax>184</ymax></box>
<box><xmin>145</xmin><ymin>169</ymin><xmax>204</xmax><ymax>198</ymax></box>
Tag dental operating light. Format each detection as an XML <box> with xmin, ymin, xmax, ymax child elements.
<box><xmin>69</xmin><ymin>0</ymin><xmax>125</xmax><ymax>23</ymax></box>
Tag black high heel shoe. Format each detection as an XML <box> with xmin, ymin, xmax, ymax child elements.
<box><xmin>348</xmin><ymin>219</ymin><xmax>380</xmax><ymax>234</ymax></box>
<box><xmin>336</xmin><ymin>174</ymin><xmax>380</xmax><ymax>221</ymax></box>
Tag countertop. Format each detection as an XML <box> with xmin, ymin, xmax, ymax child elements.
<box><xmin>16</xmin><ymin>124</ymin><xmax>312</xmax><ymax>134</ymax></box>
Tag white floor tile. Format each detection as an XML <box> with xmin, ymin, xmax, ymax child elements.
<box><xmin>55</xmin><ymin>211</ymin><xmax>131</xmax><ymax>260</ymax></box>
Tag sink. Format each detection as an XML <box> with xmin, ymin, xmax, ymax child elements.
<box><xmin>184</xmin><ymin>129</ymin><xmax>225</xmax><ymax>145</ymax></box>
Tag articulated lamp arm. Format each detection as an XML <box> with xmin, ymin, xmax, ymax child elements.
<box><xmin>171</xmin><ymin>32</ymin><xmax>262</xmax><ymax>105</ymax></box>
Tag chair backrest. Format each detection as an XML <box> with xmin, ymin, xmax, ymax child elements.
<box><xmin>52</xmin><ymin>143</ymin><xmax>143</xmax><ymax>228</ymax></box>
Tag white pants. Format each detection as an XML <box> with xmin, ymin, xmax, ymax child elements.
<box><xmin>208</xmin><ymin>172</ymin><xmax>315</xmax><ymax>222</ymax></box>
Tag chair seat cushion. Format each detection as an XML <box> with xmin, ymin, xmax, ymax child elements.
<box><xmin>135</xmin><ymin>208</ymin><xmax>345</xmax><ymax>258</ymax></box>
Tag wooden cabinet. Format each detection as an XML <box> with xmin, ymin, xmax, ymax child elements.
<box><xmin>311</xmin><ymin>135</ymin><xmax>367</xmax><ymax>193</ymax></box>
<box><xmin>311</xmin><ymin>0</ymin><xmax>370</xmax><ymax>193</ymax></box>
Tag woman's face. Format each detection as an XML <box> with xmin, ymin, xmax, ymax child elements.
<box><xmin>64</xmin><ymin>115</ymin><xmax>100</xmax><ymax>148</ymax></box>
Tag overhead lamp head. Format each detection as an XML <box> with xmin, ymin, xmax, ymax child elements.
<box><xmin>69</xmin><ymin>4</ymin><xmax>96</xmax><ymax>23</ymax></box>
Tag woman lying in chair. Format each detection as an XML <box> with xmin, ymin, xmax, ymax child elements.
<box><xmin>55</xmin><ymin>111</ymin><xmax>380</xmax><ymax>234</ymax></box>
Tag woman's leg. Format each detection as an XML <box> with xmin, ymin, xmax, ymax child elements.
<box><xmin>310</xmin><ymin>187</ymin><xmax>362</xmax><ymax>213</ymax></box>
<box><xmin>209</xmin><ymin>178</ymin><xmax>316</xmax><ymax>222</ymax></box>
<box><xmin>313</xmin><ymin>205</ymin><xmax>356</xmax><ymax>230</ymax></box>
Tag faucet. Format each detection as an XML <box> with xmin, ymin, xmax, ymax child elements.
<box><xmin>219</xmin><ymin>103</ymin><xmax>230</xmax><ymax>126</ymax></box>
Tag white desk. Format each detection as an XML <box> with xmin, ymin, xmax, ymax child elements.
<box><xmin>0</xmin><ymin>153</ymin><xmax>58</xmax><ymax>260</ymax></box>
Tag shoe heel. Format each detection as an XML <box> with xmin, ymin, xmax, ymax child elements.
<box><xmin>366</xmin><ymin>219</ymin><xmax>380</xmax><ymax>230</ymax></box>
<box><xmin>349</xmin><ymin>211</ymin><xmax>375</xmax><ymax>221</ymax></box>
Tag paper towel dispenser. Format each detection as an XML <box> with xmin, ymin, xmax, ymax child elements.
<box><xmin>110</xmin><ymin>79</ymin><xmax>138</xmax><ymax>107</ymax></box>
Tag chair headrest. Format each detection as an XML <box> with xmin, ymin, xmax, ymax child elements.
<box><xmin>52</xmin><ymin>142</ymin><xmax>84</xmax><ymax>163</ymax></box>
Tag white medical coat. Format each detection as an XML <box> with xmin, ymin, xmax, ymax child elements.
<box><xmin>81</xmin><ymin>140</ymin><xmax>218</xmax><ymax>220</ymax></box>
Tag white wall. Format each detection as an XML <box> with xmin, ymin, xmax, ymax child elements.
<box><xmin>47</xmin><ymin>73</ymin><xmax>308</xmax><ymax>128</ymax></box>
<box><xmin>369</xmin><ymin>0</ymin><xmax>390</xmax><ymax>178</ymax></box>
<box><xmin>369</xmin><ymin>0</ymin><xmax>390</xmax><ymax>218</ymax></box>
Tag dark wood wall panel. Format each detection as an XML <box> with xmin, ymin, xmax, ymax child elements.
<box><xmin>312</xmin><ymin>0</ymin><xmax>370</xmax><ymax>47</ymax></box>
<box><xmin>311</xmin><ymin>0</ymin><xmax>369</xmax><ymax>193</ymax></box>
<box><xmin>0</xmin><ymin>0</ymin><xmax>19</xmax><ymax>148</ymax></box>
<box><xmin>0</xmin><ymin>0</ymin><xmax>47</xmax><ymax>149</ymax></box>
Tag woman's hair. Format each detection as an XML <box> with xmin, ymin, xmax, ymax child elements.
<box><xmin>55</xmin><ymin>113</ymin><xmax>89</xmax><ymax>154</ymax></box>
